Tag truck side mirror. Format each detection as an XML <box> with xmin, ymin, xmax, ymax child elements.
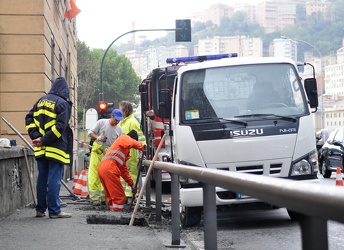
<box><xmin>304</xmin><ymin>78</ymin><xmax>318</xmax><ymax>109</ymax></box>
<box><xmin>159</xmin><ymin>89</ymin><xmax>171</xmax><ymax>119</ymax></box>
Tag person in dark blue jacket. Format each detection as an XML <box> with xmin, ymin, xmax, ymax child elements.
<box><xmin>25</xmin><ymin>77</ymin><xmax>73</xmax><ymax>219</ymax></box>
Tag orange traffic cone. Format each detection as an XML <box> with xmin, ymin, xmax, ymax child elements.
<box><xmin>164</xmin><ymin>197</ymin><xmax>172</xmax><ymax>203</ymax></box>
<box><xmin>80</xmin><ymin>170</ymin><xmax>89</xmax><ymax>198</ymax></box>
<box><xmin>336</xmin><ymin>167</ymin><xmax>343</xmax><ymax>186</ymax></box>
<box><xmin>72</xmin><ymin>171</ymin><xmax>78</xmax><ymax>191</ymax></box>
<box><xmin>73</xmin><ymin>171</ymin><xmax>84</xmax><ymax>195</ymax></box>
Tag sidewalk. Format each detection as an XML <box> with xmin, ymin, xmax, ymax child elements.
<box><xmin>0</xmin><ymin>179</ymin><xmax>191</xmax><ymax>250</ymax></box>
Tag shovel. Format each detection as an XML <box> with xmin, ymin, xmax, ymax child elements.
<box><xmin>101</xmin><ymin>131</ymin><xmax>106</xmax><ymax>155</ymax></box>
<box><xmin>129</xmin><ymin>150</ymin><xmax>144</xmax><ymax>211</ymax></box>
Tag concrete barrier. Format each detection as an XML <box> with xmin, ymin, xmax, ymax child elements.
<box><xmin>0</xmin><ymin>146</ymin><xmax>37</xmax><ymax>218</ymax></box>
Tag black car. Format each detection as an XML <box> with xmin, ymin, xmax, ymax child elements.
<box><xmin>318</xmin><ymin>128</ymin><xmax>344</xmax><ymax>178</ymax></box>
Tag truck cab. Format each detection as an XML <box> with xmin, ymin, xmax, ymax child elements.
<box><xmin>141</xmin><ymin>54</ymin><xmax>319</xmax><ymax>227</ymax></box>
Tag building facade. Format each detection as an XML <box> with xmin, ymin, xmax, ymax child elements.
<box><xmin>305</xmin><ymin>0</ymin><xmax>331</xmax><ymax>16</ymax></box>
<box><xmin>197</xmin><ymin>36</ymin><xmax>263</xmax><ymax>57</ymax></box>
<box><xmin>271</xmin><ymin>38</ymin><xmax>298</xmax><ymax>61</ymax></box>
<box><xmin>257</xmin><ymin>0</ymin><xmax>296</xmax><ymax>33</ymax></box>
<box><xmin>125</xmin><ymin>45</ymin><xmax>189</xmax><ymax>79</ymax></box>
<box><xmin>0</xmin><ymin>1</ymin><xmax>78</xmax><ymax>171</ymax></box>
<box><xmin>189</xmin><ymin>3</ymin><xmax>234</xmax><ymax>26</ymax></box>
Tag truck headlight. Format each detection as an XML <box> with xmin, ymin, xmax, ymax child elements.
<box><xmin>291</xmin><ymin>150</ymin><xmax>318</xmax><ymax>176</ymax></box>
<box><xmin>291</xmin><ymin>159</ymin><xmax>311</xmax><ymax>176</ymax></box>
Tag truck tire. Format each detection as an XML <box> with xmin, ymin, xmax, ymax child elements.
<box><xmin>181</xmin><ymin>207</ymin><xmax>202</xmax><ymax>228</ymax></box>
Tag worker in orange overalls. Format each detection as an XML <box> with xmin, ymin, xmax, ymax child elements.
<box><xmin>98</xmin><ymin>130</ymin><xmax>145</xmax><ymax>211</ymax></box>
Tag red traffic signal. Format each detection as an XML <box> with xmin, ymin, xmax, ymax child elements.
<box><xmin>98</xmin><ymin>101</ymin><xmax>108</xmax><ymax>114</ymax></box>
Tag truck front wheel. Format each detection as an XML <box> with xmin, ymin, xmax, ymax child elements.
<box><xmin>181</xmin><ymin>207</ymin><xmax>202</xmax><ymax>228</ymax></box>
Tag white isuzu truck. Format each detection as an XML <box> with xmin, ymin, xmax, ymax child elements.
<box><xmin>139</xmin><ymin>54</ymin><xmax>319</xmax><ymax>227</ymax></box>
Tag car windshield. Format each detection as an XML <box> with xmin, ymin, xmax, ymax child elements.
<box><xmin>180</xmin><ymin>63</ymin><xmax>308</xmax><ymax>123</ymax></box>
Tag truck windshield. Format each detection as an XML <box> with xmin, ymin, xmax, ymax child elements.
<box><xmin>180</xmin><ymin>63</ymin><xmax>308</xmax><ymax>123</ymax></box>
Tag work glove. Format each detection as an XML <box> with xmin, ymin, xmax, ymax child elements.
<box><xmin>131</xmin><ymin>185</ymin><xmax>138</xmax><ymax>195</ymax></box>
<box><xmin>96</xmin><ymin>135</ymin><xmax>107</xmax><ymax>143</ymax></box>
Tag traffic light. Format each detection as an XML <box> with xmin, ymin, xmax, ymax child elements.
<box><xmin>98</xmin><ymin>101</ymin><xmax>115</xmax><ymax>119</ymax></box>
<box><xmin>175</xmin><ymin>19</ymin><xmax>191</xmax><ymax>42</ymax></box>
<box><xmin>98</xmin><ymin>101</ymin><xmax>108</xmax><ymax>118</ymax></box>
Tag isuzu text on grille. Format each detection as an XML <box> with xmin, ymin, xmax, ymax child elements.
<box><xmin>233</xmin><ymin>128</ymin><xmax>263</xmax><ymax>137</ymax></box>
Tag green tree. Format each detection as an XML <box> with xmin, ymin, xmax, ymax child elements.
<box><xmin>97</xmin><ymin>49</ymin><xmax>141</xmax><ymax>106</ymax></box>
<box><xmin>77</xmin><ymin>40</ymin><xmax>99</xmax><ymax>123</ymax></box>
<box><xmin>77</xmin><ymin>43</ymin><xmax>141</xmax><ymax>125</ymax></box>
<box><xmin>295</xmin><ymin>4</ymin><xmax>306</xmax><ymax>23</ymax></box>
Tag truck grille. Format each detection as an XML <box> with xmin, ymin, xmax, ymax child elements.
<box><xmin>219</xmin><ymin>163</ymin><xmax>282</xmax><ymax>176</ymax></box>
<box><xmin>216</xmin><ymin>164</ymin><xmax>282</xmax><ymax>200</ymax></box>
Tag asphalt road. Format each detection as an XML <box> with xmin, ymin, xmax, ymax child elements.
<box><xmin>0</xmin><ymin>180</ymin><xmax>191</xmax><ymax>250</ymax></box>
<box><xmin>1</xmin><ymin>173</ymin><xmax>343</xmax><ymax>250</ymax></box>
<box><xmin>179</xmin><ymin>173</ymin><xmax>344</xmax><ymax>250</ymax></box>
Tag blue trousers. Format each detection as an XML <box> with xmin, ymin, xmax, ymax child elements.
<box><xmin>36</xmin><ymin>158</ymin><xmax>64</xmax><ymax>216</ymax></box>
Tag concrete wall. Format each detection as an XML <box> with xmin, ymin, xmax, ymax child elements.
<box><xmin>0</xmin><ymin>0</ymin><xmax>78</xmax><ymax>174</ymax></box>
<box><xmin>0</xmin><ymin>146</ymin><xmax>37</xmax><ymax>218</ymax></box>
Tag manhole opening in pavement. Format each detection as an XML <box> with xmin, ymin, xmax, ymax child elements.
<box><xmin>86</xmin><ymin>214</ymin><xmax>148</xmax><ymax>226</ymax></box>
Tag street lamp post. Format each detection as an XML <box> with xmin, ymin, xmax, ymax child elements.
<box><xmin>281</xmin><ymin>36</ymin><xmax>324</xmax><ymax>129</ymax></box>
<box><xmin>297</xmin><ymin>39</ymin><xmax>323</xmax><ymax>129</ymax></box>
<box><xmin>99</xmin><ymin>27</ymin><xmax>185</xmax><ymax>102</ymax></box>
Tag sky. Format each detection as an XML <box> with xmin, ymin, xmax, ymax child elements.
<box><xmin>76</xmin><ymin>0</ymin><xmax>264</xmax><ymax>49</ymax></box>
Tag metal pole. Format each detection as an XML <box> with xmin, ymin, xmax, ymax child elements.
<box><xmin>145</xmin><ymin>173</ymin><xmax>152</xmax><ymax>207</ymax></box>
<box><xmin>129</xmin><ymin>134</ymin><xmax>166</xmax><ymax>226</ymax></box>
<box><xmin>170</xmin><ymin>173</ymin><xmax>181</xmax><ymax>246</ymax></box>
<box><xmin>1</xmin><ymin>115</ymin><xmax>33</xmax><ymax>149</ymax></box>
<box><xmin>23</xmin><ymin>147</ymin><xmax>37</xmax><ymax>206</ymax></box>
<box><xmin>155</xmin><ymin>169</ymin><xmax>162</xmax><ymax>222</ymax></box>
<box><xmin>296</xmin><ymin>39</ymin><xmax>323</xmax><ymax>128</ymax></box>
<box><xmin>281</xmin><ymin>36</ymin><xmax>324</xmax><ymax>128</ymax></box>
<box><xmin>203</xmin><ymin>183</ymin><xmax>217</xmax><ymax>250</ymax></box>
<box><xmin>298</xmin><ymin>213</ymin><xmax>328</xmax><ymax>250</ymax></box>
<box><xmin>99</xmin><ymin>28</ymin><xmax>179</xmax><ymax>101</ymax></box>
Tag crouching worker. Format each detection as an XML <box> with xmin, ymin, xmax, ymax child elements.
<box><xmin>98</xmin><ymin>130</ymin><xmax>145</xmax><ymax>211</ymax></box>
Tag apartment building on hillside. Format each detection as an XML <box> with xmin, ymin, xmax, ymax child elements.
<box><xmin>232</xmin><ymin>3</ymin><xmax>257</xmax><ymax>24</ymax></box>
<box><xmin>197</xmin><ymin>36</ymin><xmax>263</xmax><ymax>57</ymax></box>
<box><xmin>306</xmin><ymin>0</ymin><xmax>331</xmax><ymax>16</ymax></box>
<box><xmin>271</xmin><ymin>38</ymin><xmax>298</xmax><ymax>62</ymax></box>
<box><xmin>189</xmin><ymin>3</ymin><xmax>234</xmax><ymax>26</ymax></box>
<box><xmin>125</xmin><ymin>45</ymin><xmax>189</xmax><ymax>79</ymax></box>
<box><xmin>124</xmin><ymin>50</ymin><xmax>145</xmax><ymax>78</ymax></box>
<box><xmin>187</xmin><ymin>1</ymin><xmax>331</xmax><ymax>34</ymax></box>
<box><xmin>257</xmin><ymin>1</ymin><xmax>296</xmax><ymax>33</ymax></box>
<box><xmin>0</xmin><ymin>1</ymin><xmax>78</xmax><ymax>173</ymax></box>
<box><xmin>324</xmin><ymin>43</ymin><xmax>344</xmax><ymax>97</ymax></box>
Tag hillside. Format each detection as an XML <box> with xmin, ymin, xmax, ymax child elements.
<box><xmin>114</xmin><ymin>0</ymin><xmax>344</xmax><ymax>60</ymax></box>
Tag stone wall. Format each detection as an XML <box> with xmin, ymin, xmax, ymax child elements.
<box><xmin>0</xmin><ymin>146</ymin><xmax>36</xmax><ymax>218</ymax></box>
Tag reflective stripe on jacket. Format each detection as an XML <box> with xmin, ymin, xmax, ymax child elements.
<box><xmin>25</xmin><ymin>77</ymin><xmax>72</xmax><ymax>164</ymax></box>
<box><xmin>88</xmin><ymin>141</ymin><xmax>106</xmax><ymax>202</ymax></box>
<box><xmin>100</xmin><ymin>134</ymin><xmax>145</xmax><ymax>186</ymax></box>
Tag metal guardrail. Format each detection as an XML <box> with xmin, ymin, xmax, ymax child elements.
<box><xmin>144</xmin><ymin>160</ymin><xmax>344</xmax><ymax>250</ymax></box>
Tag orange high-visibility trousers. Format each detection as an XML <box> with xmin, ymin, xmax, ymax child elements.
<box><xmin>98</xmin><ymin>134</ymin><xmax>144</xmax><ymax>211</ymax></box>
<box><xmin>98</xmin><ymin>162</ymin><xmax>126</xmax><ymax>211</ymax></box>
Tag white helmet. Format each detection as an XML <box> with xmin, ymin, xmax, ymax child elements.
<box><xmin>0</xmin><ymin>138</ymin><xmax>11</xmax><ymax>148</ymax></box>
